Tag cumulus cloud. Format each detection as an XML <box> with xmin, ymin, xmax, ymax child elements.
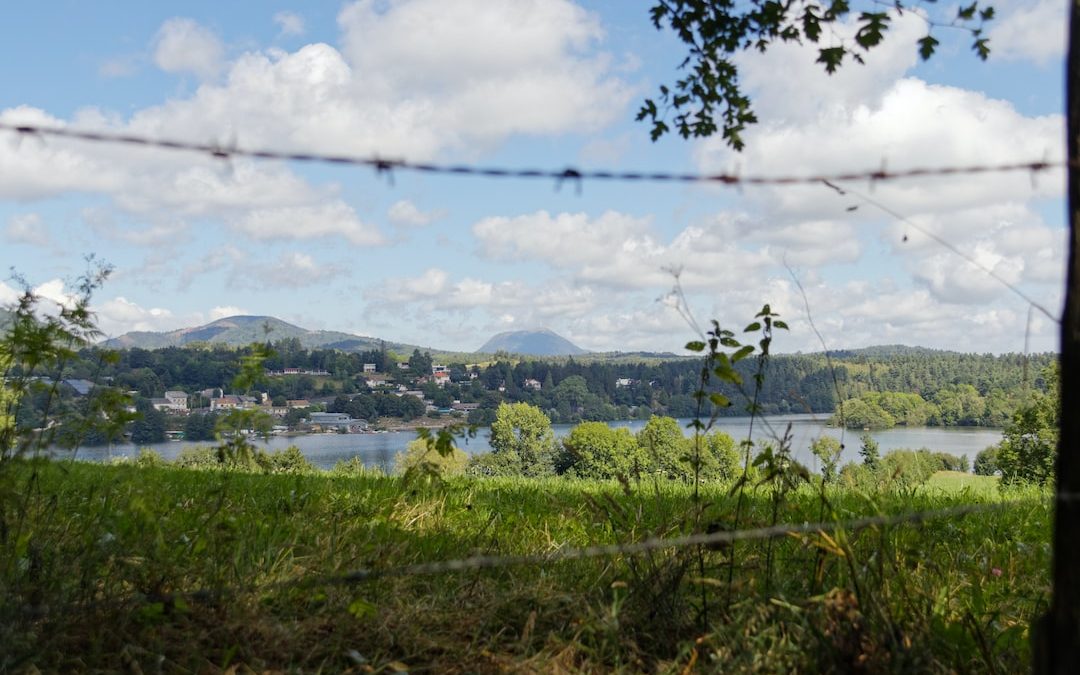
<box><xmin>990</xmin><ymin>0</ymin><xmax>1067</xmax><ymax>65</ymax></box>
<box><xmin>5</xmin><ymin>213</ymin><xmax>50</xmax><ymax>247</ymax></box>
<box><xmin>473</xmin><ymin>210</ymin><xmax>772</xmax><ymax>290</ymax></box>
<box><xmin>153</xmin><ymin>18</ymin><xmax>225</xmax><ymax>79</ymax></box>
<box><xmin>210</xmin><ymin>305</ymin><xmax>248</xmax><ymax>320</ymax></box>
<box><xmin>697</xmin><ymin>78</ymin><xmax>1063</xmax><ymax>221</ymax></box>
<box><xmin>96</xmin><ymin>296</ymin><xmax>177</xmax><ymax>335</ymax></box>
<box><xmin>230</xmin><ymin>251</ymin><xmax>343</xmax><ymax>289</ymax></box>
<box><xmin>365</xmin><ymin>267</ymin><xmax>598</xmax><ymax>327</ymax></box>
<box><xmin>388</xmin><ymin>200</ymin><xmax>441</xmax><ymax>229</ymax></box>
<box><xmin>230</xmin><ymin>201</ymin><xmax>385</xmax><ymax>245</ymax></box>
<box><xmin>273</xmin><ymin>11</ymin><xmax>305</xmax><ymax>37</ymax></box>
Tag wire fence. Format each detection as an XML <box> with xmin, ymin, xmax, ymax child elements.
<box><xmin>0</xmin><ymin>121</ymin><xmax>1065</xmax><ymax>187</ymax></box>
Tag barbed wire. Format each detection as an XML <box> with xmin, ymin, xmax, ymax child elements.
<box><xmin>285</xmin><ymin>499</ymin><xmax>1025</xmax><ymax>587</ymax></box>
<box><xmin>0</xmin><ymin>121</ymin><xmax>1066</xmax><ymax>187</ymax></box>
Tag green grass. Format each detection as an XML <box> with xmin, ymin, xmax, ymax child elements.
<box><xmin>924</xmin><ymin>470</ymin><xmax>999</xmax><ymax>495</ymax></box>
<box><xmin>0</xmin><ymin>461</ymin><xmax>1051</xmax><ymax>673</ymax></box>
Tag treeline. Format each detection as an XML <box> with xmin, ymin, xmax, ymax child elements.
<box><xmin>55</xmin><ymin>341</ymin><xmax>1054</xmax><ymax>426</ymax></box>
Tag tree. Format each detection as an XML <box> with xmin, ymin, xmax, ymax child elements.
<box><xmin>130</xmin><ymin>398</ymin><xmax>166</xmax><ymax>445</ymax></box>
<box><xmin>811</xmin><ymin>436</ymin><xmax>843</xmax><ymax>484</ymax></box>
<box><xmin>974</xmin><ymin>445</ymin><xmax>999</xmax><ymax>476</ymax></box>
<box><xmin>395</xmin><ymin>438</ymin><xmax>468</xmax><ymax>477</ymax></box>
<box><xmin>858</xmin><ymin>433</ymin><xmax>880</xmax><ymax>470</ymax></box>
<box><xmin>636</xmin><ymin>415</ymin><xmax>687</xmax><ymax>479</ymax></box>
<box><xmin>487</xmin><ymin>402</ymin><xmax>558</xmax><ymax>477</ymax></box>
<box><xmin>997</xmin><ymin>396</ymin><xmax>1058</xmax><ymax>486</ymax></box>
<box><xmin>560</xmin><ymin>421</ymin><xmax>645</xmax><ymax>479</ymax></box>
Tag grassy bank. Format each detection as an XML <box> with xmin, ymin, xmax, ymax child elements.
<box><xmin>0</xmin><ymin>459</ymin><xmax>1050</xmax><ymax>673</ymax></box>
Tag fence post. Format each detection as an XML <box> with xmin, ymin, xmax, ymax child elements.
<box><xmin>1044</xmin><ymin>3</ymin><xmax>1080</xmax><ymax>672</ymax></box>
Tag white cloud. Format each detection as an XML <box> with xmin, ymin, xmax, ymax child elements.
<box><xmin>99</xmin><ymin>55</ymin><xmax>140</xmax><ymax>78</ymax></box>
<box><xmin>231</xmin><ymin>251</ymin><xmax>342</xmax><ymax>289</ymax></box>
<box><xmin>210</xmin><ymin>305</ymin><xmax>248</xmax><ymax>320</ymax></box>
<box><xmin>336</xmin><ymin>0</ymin><xmax>630</xmax><ymax>146</ymax></box>
<box><xmin>990</xmin><ymin>0</ymin><xmax>1067</xmax><ymax>65</ymax></box>
<box><xmin>365</xmin><ymin>267</ymin><xmax>598</xmax><ymax>326</ymax></box>
<box><xmin>914</xmin><ymin>241</ymin><xmax>1026</xmax><ymax>304</ymax></box>
<box><xmin>273</xmin><ymin>11</ymin><xmax>305</xmax><ymax>37</ymax></box>
<box><xmin>230</xmin><ymin>201</ymin><xmax>385</xmax><ymax>245</ymax></box>
<box><xmin>697</xmin><ymin>78</ymin><xmax>1063</xmax><ymax>221</ymax></box>
<box><xmin>388</xmin><ymin>200</ymin><xmax>440</xmax><ymax>229</ymax></box>
<box><xmin>5</xmin><ymin>213</ymin><xmax>50</xmax><ymax>247</ymax></box>
<box><xmin>153</xmin><ymin>18</ymin><xmax>225</xmax><ymax>79</ymax></box>
<box><xmin>96</xmin><ymin>296</ymin><xmax>177</xmax><ymax>335</ymax></box>
<box><xmin>736</xmin><ymin>10</ymin><xmax>926</xmax><ymax>125</ymax></box>
<box><xmin>473</xmin><ymin>209</ymin><xmax>771</xmax><ymax>290</ymax></box>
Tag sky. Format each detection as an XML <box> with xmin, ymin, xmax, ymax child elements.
<box><xmin>0</xmin><ymin>0</ymin><xmax>1068</xmax><ymax>355</ymax></box>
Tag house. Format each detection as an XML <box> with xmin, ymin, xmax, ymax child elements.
<box><xmin>364</xmin><ymin>375</ymin><xmax>389</xmax><ymax>387</ymax></box>
<box><xmin>210</xmin><ymin>395</ymin><xmax>242</xmax><ymax>411</ymax></box>
<box><xmin>286</xmin><ymin>399</ymin><xmax>311</xmax><ymax>409</ymax></box>
<box><xmin>615</xmin><ymin>378</ymin><xmax>638</xmax><ymax>388</ymax></box>
<box><xmin>524</xmin><ymin>378</ymin><xmax>542</xmax><ymax>390</ymax></box>
<box><xmin>307</xmin><ymin>412</ymin><xmax>367</xmax><ymax>432</ymax></box>
<box><xmin>432</xmin><ymin>364</ymin><xmax>449</xmax><ymax>375</ymax></box>
<box><xmin>451</xmin><ymin>402</ymin><xmax>480</xmax><ymax>412</ymax></box>
<box><xmin>363</xmin><ymin>363</ymin><xmax>377</xmax><ymax>373</ymax></box>
<box><xmin>433</xmin><ymin>371</ymin><xmax>451</xmax><ymax>386</ymax></box>
<box><xmin>164</xmin><ymin>390</ymin><xmax>188</xmax><ymax>410</ymax></box>
<box><xmin>152</xmin><ymin>390</ymin><xmax>189</xmax><ymax>414</ymax></box>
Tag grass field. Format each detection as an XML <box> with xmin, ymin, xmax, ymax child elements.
<box><xmin>0</xmin><ymin>459</ymin><xmax>1051</xmax><ymax>673</ymax></box>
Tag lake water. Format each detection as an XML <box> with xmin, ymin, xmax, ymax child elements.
<box><xmin>63</xmin><ymin>414</ymin><xmax>1002</xmax><ymax>473</ymax></box>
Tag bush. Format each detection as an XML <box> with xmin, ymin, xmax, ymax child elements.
<box><xmin>330</xmin><ymin>456</ymin><xmax>383</xmax><ymax>477</ymax></box>
<box><xmin>879</xmin><ymin>449</ymin><xmax>938</xmax><ymax>489</ymax></box>
<box><xmin>395</xmin><ymin>438</ymin><xmax>468</xmax><ymax>477</ymax></box>
<box><xmin>974</xmin><ymin>445</ymin><xmax>999</xmax><ymax>476</ymax></box>
<box><xmin>133</xmin><ymin>448</ymin><xmax>167</xmax><ymax>469</ymax></box>
<box><xmin>258</xmin><ymin>445</ymin><xmax>315</xmax><ymax>474</ymax></box>
<box><xmin>559</xmin><ymin>422</ymin><xmax>644</xmax><ymax>479</ymax></box>
<box><xmin>997</xmin><ymin>403</ymin><xmax>1057</xmax><ymax>486</ymax></box>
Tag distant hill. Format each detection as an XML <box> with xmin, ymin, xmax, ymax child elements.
<box><xmin>477</xmin><ymin>329</ymin><xmax>588</xmax><ymax>356</ymax></box>
<box><xmin>103</xmin><ymin>315</ymin><xmax>422</xmax><ymax>353</ymax></box>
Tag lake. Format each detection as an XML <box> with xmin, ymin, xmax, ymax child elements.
<box><xmin>62</xmin><ymin>414</ymin><xmax>1002</xmax><ymax>473</ymax></box>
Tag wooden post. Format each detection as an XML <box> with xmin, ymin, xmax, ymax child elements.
<box><xmin>1046</xmin><ymin>3</ymin><xmax>1080</xmax><ymax>672</ymax></box>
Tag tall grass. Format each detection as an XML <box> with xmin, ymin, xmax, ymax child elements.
<box><xmin>0</xmin><ymin>457</ymin><xmax>1050</xmax><ymax>673</ymax></box>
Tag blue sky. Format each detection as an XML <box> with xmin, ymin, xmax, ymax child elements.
<box><xmin>0</xmin><ymin>0</ymin><xmax>1067</xmax><ymax>354</ymax></box>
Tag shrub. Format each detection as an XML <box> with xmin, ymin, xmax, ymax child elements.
<box><xmin>395</xmin><ymin>438</ymin><xmax>468</xmax><ymax>477</ymax></box>
<box><xmin>974</xmin><ymin>445</ymin><xmax>999</xmax><ymax>476</ymax></box>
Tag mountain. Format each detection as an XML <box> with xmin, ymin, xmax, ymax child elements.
<box><xmin>103</xmin><ymin>315</ymin><xmax>419</xmax><ymax>353</ymax></box>
<box><xmin>477</xmin><ymin>329</ymin><xmax>588</xmax><ymax>356</ymax></box>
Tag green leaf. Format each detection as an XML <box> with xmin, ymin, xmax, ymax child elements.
<box><xmin>917</xmin><ymin>34</ymin><xmax>939</xmax><ymax>61</ymax></box>
<box><xmin>773</xmin><ymin>320</ymin><xmax>789</xmax><ymax>330</ymax></box>
<box><xmin>709</xmin><ymin>393</ymin><xmax>732</xmax><ymax>408</ymax></box>
<box><xmin>817</xmin><ymin>46</ymin><xmax>846</xmax><ymax>74</ymax></box>
<box><xmin>685</xmin><ymin>340</ymin><xmax>706</xmax><ymax>352</ymax></box>
<box><xmin>732</xmin><ymin>345</ymin><xmax>755</xmax><ymax>363</ymax></box>
<box><xmin>957</xmin><ymin>2</ymin><xmax>977</xmax><ymax>20</ymax></box>
<box><xmin>348</xmin><ymin>597</ymin><xmax>377</xmax><ymax>620</ymax></box>
<box><xmin>744</xmin><ymin>322</ymin><xmax>761</xmax><ymax>332</ymax></box>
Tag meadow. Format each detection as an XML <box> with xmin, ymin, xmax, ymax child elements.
<box><xmin>0</xmin><ymin>457</ymin><xmax>1050</xmax><ymax>673</ymax></box>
